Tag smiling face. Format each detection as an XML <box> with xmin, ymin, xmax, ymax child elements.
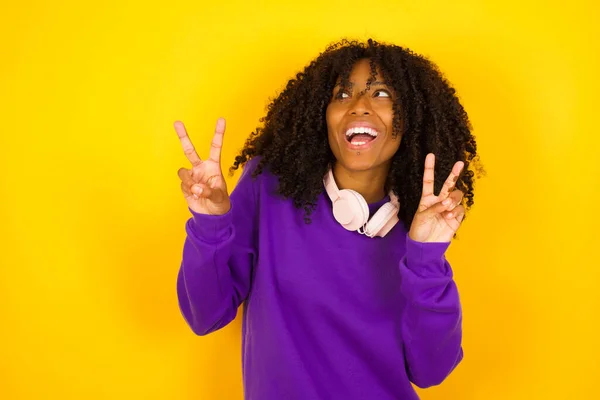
<box><xmin>326</xmin><ymin>59</ymin><xmax>402</xmax><ymax>174</ymax></box>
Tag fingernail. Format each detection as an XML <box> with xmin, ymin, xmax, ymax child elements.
<box><xmin>193</xmin><ymin>194</ymin><xmax>198</xmax><ymax>200</ymax></box>
<box><xmin>443</xmin><ymin>198</ymin><xmax>451</xmax><ymax>205</ymax></box>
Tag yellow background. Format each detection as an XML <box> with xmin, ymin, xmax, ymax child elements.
<box><xmin>1</xmin><ymin>0</ymin><xmax>598</xmax><ymax>399</ymax></box>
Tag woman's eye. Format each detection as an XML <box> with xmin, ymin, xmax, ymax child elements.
<box><xmin>373</xmin><ymin>90</ymin><xmax>391</xmax><ymax>98</ymax></box>
<box><xmin>336</xmin><ymin>91</ymin><xmax>350</xmax><ymax>99</ymax></box>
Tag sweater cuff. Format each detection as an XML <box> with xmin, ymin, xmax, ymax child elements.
<box><xmin>405</xmin><ymin>235</ymin><xmax>451</xmax><ymax>277</ymax></box>
<box><xmin>187</xmin><ymin>207</ymin><xmax>233</xmax><ymax>243</ymax></box>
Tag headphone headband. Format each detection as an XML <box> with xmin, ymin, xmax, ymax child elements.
<box><xmin>323</xmin><ymin>168</ymin><xmax>399</xmax><ymax>237</ymax></box>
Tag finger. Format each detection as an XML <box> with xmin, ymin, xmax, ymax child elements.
<box><xmin>191</xmin><ymin>183</ymin><xmax>205</xmax><ymax>199</ymax></box>
<box><xmin>422</xmin><ymin>190</ymin><xmax>463</xmax><ymax>217</ymax></box>
<box><xmin>208</xmin><ymin>117</ymin><xmax>226</xmax><ymax>163</ymax></box>
<box><xmin>189</xmin><ymin>183</ymin><xmax>226</xmax><ymax>203</ymax></box>
<box><xmin>178</xmin><ymin>168</ymin><xmax>196</xmax><ymax>195</ymax></box>
<box><xmin>438</xmin><ymin>161</ymin><xmax>464</xmax><ymax>199</ymax></box>
<box><xmin>181</xmin><ymin>182</ymin><xmax>192</xmax><ymax>197</ymax></box>
<box><xmin>177</xmin><ymin>167</ymin><xmax>195</xmax><ymax>187</ymax></box>
<box><xmin>181</xmin><ymin>181</ymin><xmax>205</xmax><ymax>200</ymax></box>
<box><xmin>456</xmin><ymin>208</ymin><xmax>466</xmax><ymax>223</ymax></box>
<box><xmin>180</xmin><ymin>177</ymin><xmax>203</xmax><ymax>195</ymax></box>
<box><xmin>174</xmin><ymin>121</ymin><xmax>203</xmax><ymax>167</ymax></box>
<box><xmin>424</xmin><ymin>197</ymin><xmax>452</xmax><ymax>217</ymax></box>
<box><xmin>445</xmin><ymin>189</ymin><xmax>465</xmax><ymax>211</ymax></box>
<box><xmin>444</xmin><ymin>205</ymin><xmax>465</xmax><ymax>222</ymax></box>
<box><xmin>179</xmin><ymin>168</ymin><xmax>203</xmax><ymax>198</ymax></box>
<box><xmin>205</xmin><ymin>174</ymin><xmax>224</xmax><ymax>189</ymax></box>
<box><xmin>421</xmin><ymin>153</ymin><xmax>435</xmax><ymax>198</ymax></box>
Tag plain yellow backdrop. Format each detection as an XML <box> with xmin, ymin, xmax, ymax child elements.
<box><xmin>1</xmin><ymin>0</ymin><xmax>599</xmax><ymax>399</ymax></box>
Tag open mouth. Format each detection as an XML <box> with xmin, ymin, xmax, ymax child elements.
<box><xmin>344</xmin><ymin>126</ymin><xmax>379</xmax><ymax>147</ymax></box>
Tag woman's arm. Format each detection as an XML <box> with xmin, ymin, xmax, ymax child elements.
<box><xmin>177</xmin><ymin>160</ymin><xmax>259</xmax><ymax>336</ymax></box>
<box><xmin>399</xmin><ymin>236</ymin><xmax>463</xmax><ymax>388</ymax></box>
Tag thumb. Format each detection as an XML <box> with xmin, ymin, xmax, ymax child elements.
<box><xmin>420</xmin><ymin>198</ymin><xmax>453</xmax><ymax>218</ymax></box>
<box><xmin>191</xmin><ymin>183</ymin><xmax>227</xmax><ymax>203</ymax></box>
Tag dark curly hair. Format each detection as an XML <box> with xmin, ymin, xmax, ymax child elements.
<box><xmin>230</xmin><ymin>38</ymin><xmax>482</xmax><ymax>230</ymax></box>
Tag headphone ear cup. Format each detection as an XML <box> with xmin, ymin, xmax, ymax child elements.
<box><xmin>352</xmin><ymin>190</ymin><xmax>370</xmax><ymax>225</ymax></box>
<box><xmin>333</xmin><ymin>189</ymin><xmax>370</xmax><ymax>231</ymax></box>
<box><xmin>364</xmin><ymin>202</ymin><xmax>399</xmax><ymax>237</ymax></box>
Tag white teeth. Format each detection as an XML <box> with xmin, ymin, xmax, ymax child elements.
<box><xmin>345</xmin><ymin>127</ymin><xmax>379</xmax><ymax>138</ymax></box>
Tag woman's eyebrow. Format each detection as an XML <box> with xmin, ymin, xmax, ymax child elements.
<box><xmin>334</xmin><ymin>82</ymin><xmax>352</xmax><ymax>89</ymax></box>
<box><xmin>334</xmin><ymin>81</ymin><xmax>389</xmax><ymax>88</ymax></box>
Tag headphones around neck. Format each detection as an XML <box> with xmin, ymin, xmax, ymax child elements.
<box><xmin>323</xmin><ymin>168</ymin><xmax>400</xmax><ymax>238</ymax></box>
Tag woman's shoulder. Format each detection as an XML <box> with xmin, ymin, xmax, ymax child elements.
<box><xmin>237</xmin><ymin>156</ymin><xmax>272</xmax><ymax>182</ymax></box>
<box><xmin>232</xmin><ymin>156</ymin><xmax>278</xmax><ymax>198</ymax></box>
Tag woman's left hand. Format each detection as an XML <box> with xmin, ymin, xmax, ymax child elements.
<box><xmin>408</xmin><ymin>153</ymin><xmax>466</xmax><ymax>243</ymax></box>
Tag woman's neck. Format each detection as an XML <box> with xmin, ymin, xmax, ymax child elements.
<box><xmin>332</xmin><ymin>162</ymin><xmax>391</xmax><ymax>204</ymax></box>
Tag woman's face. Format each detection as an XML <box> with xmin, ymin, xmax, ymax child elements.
<box><xmin>326</xmin><ymin>59</ymin><xmax>401</xmax><ymax>173</ymax></box>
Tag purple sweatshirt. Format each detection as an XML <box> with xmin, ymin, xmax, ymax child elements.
<box><xmin>177</xmin><ymin>158</ymin><xmax>463</xmax><ymax>399</ymax></box>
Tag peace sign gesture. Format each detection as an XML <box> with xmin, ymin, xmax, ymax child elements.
<box><xmin>408</xmin><ymin>153</ymin><xmax>466</xmax><ymax>243</ymax></box>
<box><xmin>174</xmin><ymin>118</ymin><xmax>231</xmax><ymax>215</ymax></box>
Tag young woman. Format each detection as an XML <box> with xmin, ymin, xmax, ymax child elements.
<box><xmin>174</xmin><ymin>38</ymin><xmax>479</xmax><ymax>400</ymax></box>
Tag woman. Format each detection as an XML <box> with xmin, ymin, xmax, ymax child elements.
<box><xmin>174</xmin><ymin>38</ymin><xmax>479</xmax><ymax>399</ymax></box>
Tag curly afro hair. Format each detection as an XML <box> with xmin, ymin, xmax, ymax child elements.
<box><xmin>230</xmin><ymin>38</ymin><xmax>482</xmax><ymax>230</ymax></box>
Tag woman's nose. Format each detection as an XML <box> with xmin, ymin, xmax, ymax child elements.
<box><xmin>348</xmin><ymin>92</ymin><xmax>373</xmax><ymax>116</ymax></box>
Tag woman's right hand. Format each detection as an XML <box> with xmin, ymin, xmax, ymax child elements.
<box><xmin>174</xmin><ymin>118</ymin><xmax>231</xmax><ymax>215</ymax></box>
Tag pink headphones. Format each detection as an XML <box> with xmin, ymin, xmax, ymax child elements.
<box><xmin>323</xmin><ymin>168</ymin><xmax>400</xmax><ymax>238</ymax></box>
